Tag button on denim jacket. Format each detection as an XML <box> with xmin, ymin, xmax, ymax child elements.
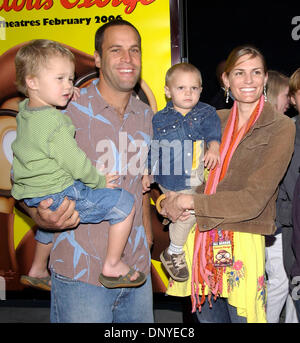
<box><xmin>148</xmin><ymin>101</ymin><xmax>221</xmax><ymax>191</ymax></box>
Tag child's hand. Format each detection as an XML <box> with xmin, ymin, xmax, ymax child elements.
<box><xmin>142</xmin><ymin>175</ymin><xmax>151</xmax><ymax>193</ymax></box>
<box><xmin>105</xmin><ymin>173</ymin><xmax>120</xmax><ymax>189</ymax></box>
<box><xmin>203</xmin><ymin>141</ymin><xmax>220</xmax><ymax>170</ymax></box>
<box><xmin>98</xmin><ymin>165</ymin><xmax>119</xmax><ymax>188</ymax></box>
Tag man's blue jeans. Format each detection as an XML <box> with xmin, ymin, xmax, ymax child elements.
<box><xmin>50</xmin><ymin>272</ymin><xmax>154</xmax><ymax>323</ymax></box>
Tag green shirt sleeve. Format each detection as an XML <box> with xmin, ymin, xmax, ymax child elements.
<box><xmin>48</xmin><ymin>117</ymin><xmax>106</xmax><ymax>189</ymax></box>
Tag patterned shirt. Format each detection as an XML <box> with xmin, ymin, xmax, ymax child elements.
<box><xmin>49</xmin><ymin>80</ymin><xmax>154</xmax><ymax>286</ymax></box>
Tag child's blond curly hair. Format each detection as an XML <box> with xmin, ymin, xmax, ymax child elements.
<box><xmin>15</xmin><ymin>39</ymin><xmax>74</xmax><ymax>96</ymax></box>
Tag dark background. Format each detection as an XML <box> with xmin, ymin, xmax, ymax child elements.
<box><xmin>185</xmin><ymin>2</ymin><xmax>300</xmax><ymax>113</ymax></box>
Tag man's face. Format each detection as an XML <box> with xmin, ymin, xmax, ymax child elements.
<box><xmin>95</xmin><ymin>25</ymin><xmax>141</xmax><ymax>93</ymax></box>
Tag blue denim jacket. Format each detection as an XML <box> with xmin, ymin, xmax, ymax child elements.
<box><xmin>149</xmin><ymin>101</ymin><xmax>221</xmax><ymax>191</ymax></box>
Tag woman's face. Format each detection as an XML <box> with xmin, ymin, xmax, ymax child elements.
<box><xmin>223</xmin><ymin>54</ymin><xmax>267</xmax><ymax>106</ymax></box>
<box><xmin>276</xmin><ymin>85</ymin><xmax>290</xmax><ymax>114</ymax></box>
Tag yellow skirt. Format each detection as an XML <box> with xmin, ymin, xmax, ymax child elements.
<box><xmin>166</xmin><ymin>225</ymin><xmax>267</xmax><ymax>323</ymax></box>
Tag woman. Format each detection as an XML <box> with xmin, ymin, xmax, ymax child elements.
<box><xmin>159</xmin><ymin>45</ymin><xmax>296</xmax><ymax>323</ymax></box>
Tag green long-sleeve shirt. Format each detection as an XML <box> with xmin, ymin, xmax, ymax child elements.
<box><xmin>11</xmin><ymin>99</ymin><xmax>106</xmax><ymax>200</ymax></box>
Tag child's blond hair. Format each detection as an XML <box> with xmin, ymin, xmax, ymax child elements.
<box><xmin>165</xmin><ymin>63</ymin><xmax>202</xmax><ymax>87</ymax></box>
<box><xmin>15</xmin><ymin>39</ymin><xmax>74</xmax><ymax>96</ymax></box>
<box><xmin>266</xmin><ymin>70</ymin><xmax>289</xmax><ymax>109</ymax></box>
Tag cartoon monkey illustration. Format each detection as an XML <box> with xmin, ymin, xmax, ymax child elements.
<box><xmin>0</xmin><ymin>110</ymin><xmax>17</xmax><ymax>214</ymax></box>
<box><xmin>214</xmin><ymin>249</ymin><xmax>232</xmax><ymax>267</ymax></box>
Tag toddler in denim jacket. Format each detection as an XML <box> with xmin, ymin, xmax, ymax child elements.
<box><xmin>142</xmin><ymin>63</ymin><xmax>221</xmax><ymax>282</ymax></box>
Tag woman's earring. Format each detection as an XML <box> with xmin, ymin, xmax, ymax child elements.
<box><xmin>264</xmin><ymin>85</ymin><xmax>267</xmax><ymax>102</ymax></box>
<box><xmin>225</xmin><ymin>88</ymin><xmax>229</xmax><ymax>103</ymax></box>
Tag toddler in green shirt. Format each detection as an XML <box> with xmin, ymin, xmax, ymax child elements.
<box><xmin>12</xmin><ymin>39</ymin><xmax>146</xmax><ymax>289</ymax></box>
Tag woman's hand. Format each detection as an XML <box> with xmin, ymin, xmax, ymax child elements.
<box><xmin>159</xmin><ymin>191</ymin><xmax>194</xmax><ymax>222</ymax></box>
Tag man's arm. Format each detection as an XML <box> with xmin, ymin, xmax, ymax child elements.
<box><xmin>142</xmin><ymin>192</ymin><xmax>153</xmax><ymax>250</ymax></box>
<box><xmin>19</xmin><ymin>197</ymin><xmax>80</xmax><ymax>230</ymax></box>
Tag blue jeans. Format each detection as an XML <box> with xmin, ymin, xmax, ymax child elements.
<box><xmin>50</xmin><ymin>272</ymin><xmax>154</xmax><ymax>323</ymax></box>
<box><xmin>27</xmin><ymin>180</ymin><xmax>134</xmax><ymax>244</ymax></box>
<box><xmin>196</xmin><ymin>297</ymin><xmax>247</xmax><ymax>323</ymax></box>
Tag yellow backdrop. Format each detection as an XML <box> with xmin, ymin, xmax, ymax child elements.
<box><xmin>0</xmin><ymin>0</ymin><xmax>171</xmax><ymax>110</ymax></box>
<box><xmin>0</xmin><ymin>0</ymin><xmax>173</xmax><ymax>290</ymax></box>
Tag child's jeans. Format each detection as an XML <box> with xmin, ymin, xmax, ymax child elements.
<box><xmin>25</xmin><ymin>180</ymin><xmax>135</xmax><ymax>244</ymax></box>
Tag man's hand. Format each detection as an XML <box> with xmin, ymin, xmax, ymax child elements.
<box><xmin>21</xmin><ymin>197</ymin><xmax>80</xmax><ymax>231</ymax></box>
<box><xmin>142</xmin><ymin>192</ymin><xmax>153</xmax><ymax>250</ymax></box>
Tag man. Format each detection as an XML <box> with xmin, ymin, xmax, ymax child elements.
<box><xmin>21</xmin><ymin>20</ymin><xmax>154</xmax><ymax>323</ymax></box>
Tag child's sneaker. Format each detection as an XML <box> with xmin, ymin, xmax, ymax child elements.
<box><xmin>160</xmin><ymin>249</ymin><xmax>189</xmax><ymax>282</ymax></box>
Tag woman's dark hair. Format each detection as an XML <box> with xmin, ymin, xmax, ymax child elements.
<box><xmin>224</xmin><ymin>45</ymin><xmax>267</xmax><ymax>76</ymax></box>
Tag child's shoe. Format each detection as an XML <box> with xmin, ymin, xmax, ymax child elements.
<box><xmin>160</xmin><ymin>249</ymin><xmax>189</xmax><ymax>282</ymax></box>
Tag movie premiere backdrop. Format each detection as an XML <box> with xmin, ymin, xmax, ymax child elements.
<box><xmin>0</xmin><ymin>0</ymin><xmax>181</xmax><ymax>292</ymax></box>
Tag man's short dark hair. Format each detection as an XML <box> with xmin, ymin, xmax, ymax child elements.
<box><xmin>95</xmin><ymin>19</ymin><xmax>141</xmax><ymax>57</ymax></box>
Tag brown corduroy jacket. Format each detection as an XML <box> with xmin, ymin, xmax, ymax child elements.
<box><xmin>194</xmin><ymin>102</ymin><xmax>296</xmax><ymax>235</ymax></box>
